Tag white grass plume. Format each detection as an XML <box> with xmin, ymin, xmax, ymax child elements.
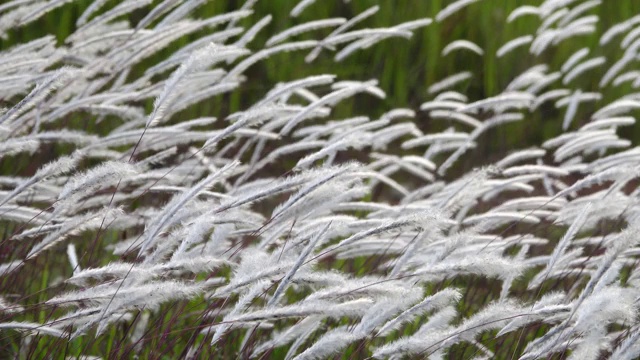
<box><xmin>147</xmin><ymin>43</ymin><xmax>249</xmax><ymax>127</ymax></box>
<box><xmin>139</xmin><ymin>161</ymin><xmax>239</xmax><ymax>256</ymax></box>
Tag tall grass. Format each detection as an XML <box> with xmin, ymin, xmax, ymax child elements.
<box><xmin>2</xmin><ymin>0</ymin><xmax>640</xmax><ymax>359</ymax></box>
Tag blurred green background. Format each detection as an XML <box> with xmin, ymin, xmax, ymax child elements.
<box><xmin>3</xmin><ymin>0</ymin><xmax>640</xmax><ymax>161</ymax></box>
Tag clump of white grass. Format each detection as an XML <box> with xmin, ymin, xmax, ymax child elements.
<box><xmin>1</xmin><ymin>0</ymin><xmax>640</xmax><ymax>358</ymax></box>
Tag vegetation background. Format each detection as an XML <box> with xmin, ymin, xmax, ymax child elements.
<box><xmin>4</xmin><ymin>0</ymin><xmax>640</xmax><ymax>160</ymax></box>
<box><xmin>0</xmin><ymin>0</ymin><xmax>640</xmax><ymax>172</ymax></box>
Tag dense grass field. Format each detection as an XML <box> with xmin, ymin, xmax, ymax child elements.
<box><xmin>2</xmin><ymin>0</ymin><xmax>640</xmax><ymax>359</ymax></box>
<box><xmin>6</xmin><ymin>1</ymin><xmax>640</xmax><ymax>159</ymax></box>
